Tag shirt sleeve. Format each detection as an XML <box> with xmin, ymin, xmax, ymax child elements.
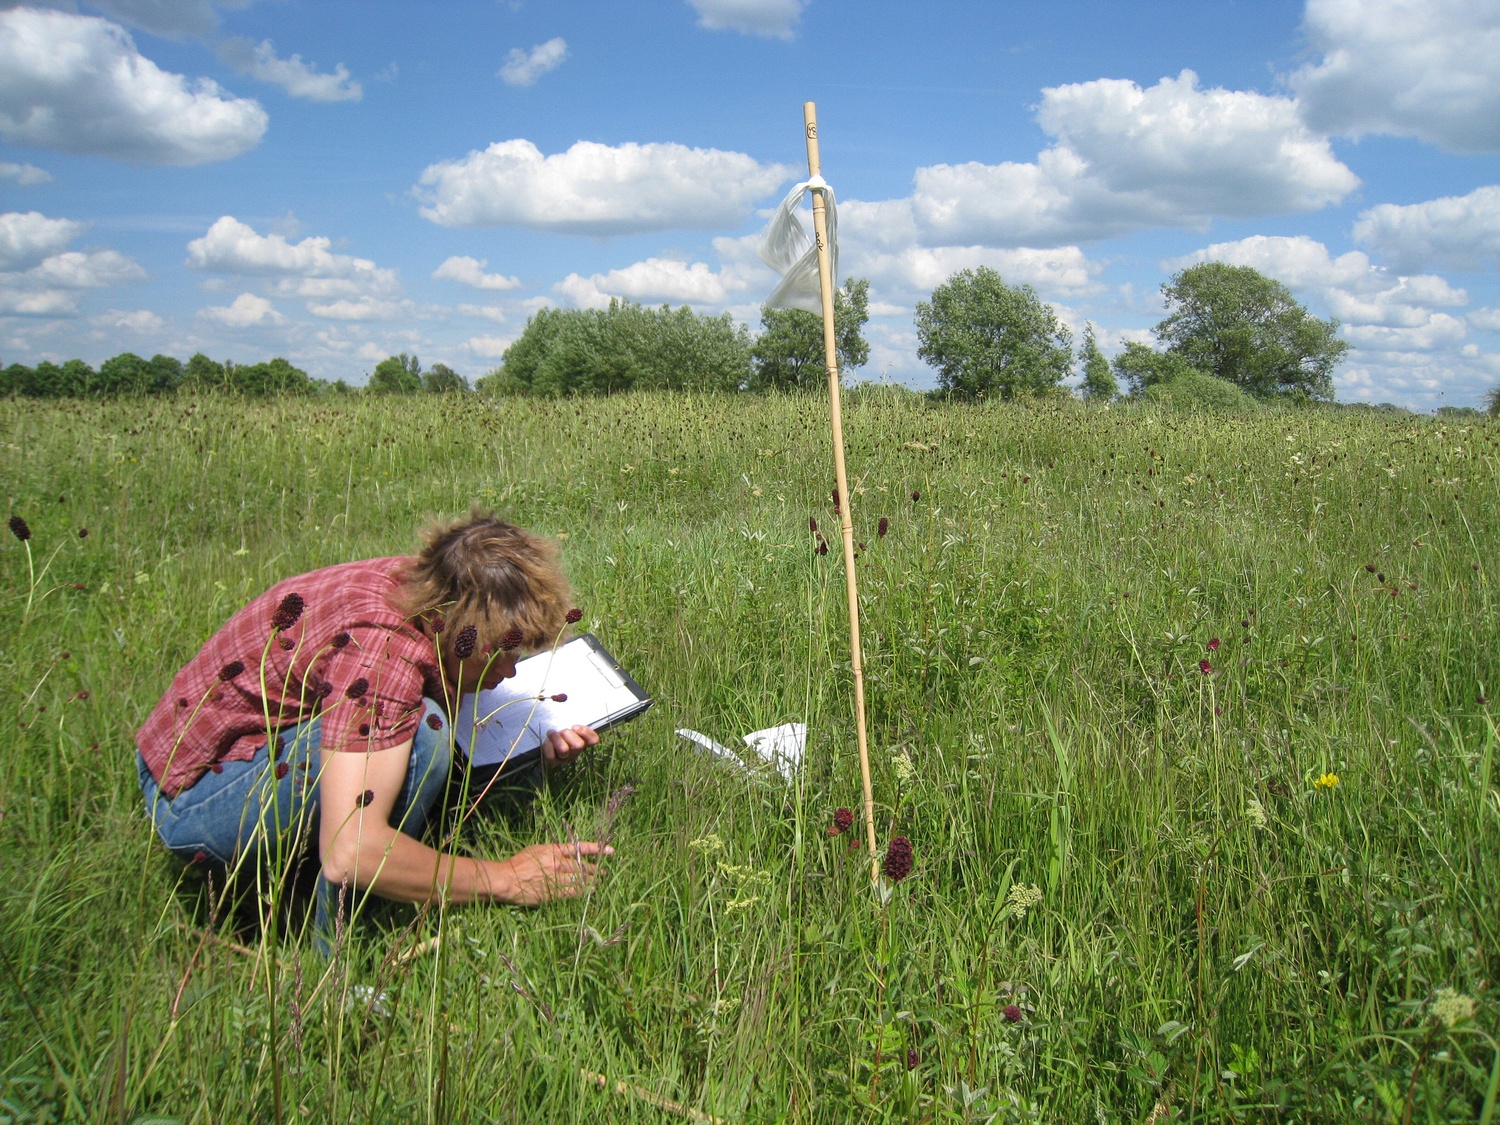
<box><xmin>315</xmin><ymin>626</ymin><xmax>427</xmax><ymax>753</ymax></box>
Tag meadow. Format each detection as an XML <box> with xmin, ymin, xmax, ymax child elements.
<box><xmin>1</xmin><ymin>390</ymin><xmax>1496</xmax><ymax>1123</ymax></box>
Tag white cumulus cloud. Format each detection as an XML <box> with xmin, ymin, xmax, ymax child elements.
<box><xmin>219</xmin><ymin>37</ymin><xmax>362</xmax><ymax>102</ymax></box>
<box><xmin>306</xmin><ymin>297</ymin><xmax>403</xmax><ymax>321</ymax></box>
<box><xmin>0</xmin><ymin>211</ymin><xmax>86</xmax><ymax>270</ymax></box>
<box><xmin>556</xmin><ymin>257</ymin><xmax>743</xmax><ymax>308</ymax></box>
<box><xmin>0</xmin><ymin>8</ymin><xmax>267</xmax><ymax>165</ymax></box>
<box><xmin>198</xmin><ymin>291</ymin><xmax>282</xmax><ymax>327</ymax></box>
<box><xmin>688</xmin><ymin>0</ymin><xmax>805</xmax><ymax>38</ymax></box>
<box><xmin>1352</xmin><ymin>185</ymin><xmax>1500</xmax><ymax>272</ymax></box>
<box><xmin>414</xmin><ymin>138</ymin><xmax>792</xmax><ymax>234</ymax></box>
<box><xmin>1469</xmin><ymin>306</ymin><xmax>1500</xmax><ymax>331</ymax></box>
<box><xmin>0</xmin><ymin>210</ymin><xmax>145</xmax><ymax>317</ymax></box>
<box><xmin>467</xmin><ymin>334</ymin><xmax>515</xmax><ymax>358</ymax></box>
<box><xmin>910</xmin><ymin>70</ymin><xmax>1357</xmax><ymax>248</ymax></box>
<box><xmin>432</xmin><ymin>255</ymin><xmax>521</xmax><ymax>290</ymax></box>
<box><xmin>186</xmin><ymin>216</ymin><xmax>399</xmax><ymax>297</ymax></box>
<box><xmin>93</xmin><ymin>307</ymin><xmax>164</xmax><ymax>332</ymax></box>
<box><xmin>1289</xmin><ymin>0</ymin><xmax>1500</xmax><ymax>152</ymax></box>
<box><xmin>497</xmin><ymin>38</ymin><xmax>567</xmax><ymax>87</ymax></box>
<box><xmin>0</xmin><ymin>160</ymin><xmax>51</xmax><ymax>185</ymax></box>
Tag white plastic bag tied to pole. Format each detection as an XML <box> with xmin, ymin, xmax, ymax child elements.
<box><xmin>758</xmin><ymin>176</ymin><xmax>838</xmax><ymax>314</ymax></box>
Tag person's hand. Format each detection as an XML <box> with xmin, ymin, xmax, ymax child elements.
<box><xmin>496</xmin><ymin>841</ymin><xmax>612</xmax><ymax>905</ymax></box>
<box><xmin>541</xmin><ymin>724</ymin><xmax>598</xmax><ymax>768</ymax></box>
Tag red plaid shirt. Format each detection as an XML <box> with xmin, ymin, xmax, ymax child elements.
<box><xmin>137</xmin><ymin>557</ymin><xmax>443</xmax><ymax>797</ymax></box>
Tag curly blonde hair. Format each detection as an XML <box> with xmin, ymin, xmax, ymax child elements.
<box><xmin>396</xmin><ymin>509</ymin><xmax>572</xmax><ymax>660</ymax></box>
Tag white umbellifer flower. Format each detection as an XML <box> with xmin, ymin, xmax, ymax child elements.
<box><xmin>1245</xmin><ymin>798</ymin><xmax>1268</xmax><ymax>830</ymax></box>
<box><xmin>1007</xmin><ymin>883</ymin><xmax>1043</xmax><ymax>918</ymax></box>
<box><xmin>892</xmin><ymin>750</ymin><xmax>916</xmax><ymax>790</ymax></box>
<box><xmin>1431</xmin><ymin>988</ymin><xmax>1476</xmax><ymax>1028</ymax></box>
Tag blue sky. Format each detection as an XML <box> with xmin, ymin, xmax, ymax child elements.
<box><xmin>2</xmin><ymin>0</ymin><xmax>1498</xmax><ymax>409</ymax></box>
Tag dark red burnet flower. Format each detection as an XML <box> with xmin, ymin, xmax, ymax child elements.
<box><xmin>911</xmin><ymin>490</ymin><xmax>920</xmax><ymax>502</ymax></box>
<box><xmin>345</xmin><ymin>677</ymin><xmax>369</xmax><ymax>700</ymax></box>
<box><xmin>453</xmin><ymin>624</ymin><xmax>478</xmax><ymax>660</ymax></box>
<box><xmin>815</xmin><ymin>539</ymin><xmax>829</xmax><ymax>557</ymax></box>
<box><xmin>809</xmin><ymin>516</ymin><xmax>818</xmax><ymax>534</ymax></box>
<box><xmin>565</xmin><ymin>607</ymin><xmax>584</xmax><ymax>624</ymax></box>
<box><xmin>192</xmin><ymin>850</ymin><xmax>208</xmax><ymax>864</ymax></box>
<box><xmin>550</xmin><ymin>693</ymin><xmax>568</xmax><ymax>702</ymax></box>
<box><xmin>426</xmin><ymin>713</ymin><xmax>443</xmax><ymax>730</ymax></box>
<box><xmin>831</xmin><ymin>487</ymin><xmax>841</xmax><ymax>514</ymax></box>
<box><xmin>77</xmin><ymin>527</ymin><xmax>88</xmax><ymax>538</ymax></box>
<box><xmin>500</xmin><ymin>626</ymin><xmax>525</xmax><ymax>651</ymax></box>
<box><xmin>8</xmin><ymin>515</ymin><xmax>31</xmax><ymax>542</ymax></box>
<box><xmin>905</xmin><ymin>1048</ymin><xmax>918</xmax><ymax>1071</ymax></box>
<box><xmin>356</xmin><ymin>789</ymin><xmax>374</xmax><ymax>808</ymax></box>
<box><xmin>827</xmin><ymin>807</ymin><xmax>854</xmax><ymax>836</ymax></box>
<box><xmin>1199</xmin><ymin>659</ymin><xmax>1213</xmax><ymax>675</ymax></box>
<box><xmin>883</xmin><ymin>836</ymin><xmax>914</xmax><ymax>882</ymax></box>
<box><xmin>1002</xmin><ymin>1004</ymin><xmax>1023</xmax><ymax>1023</ymax></box>
<box><xmin>275</xmin><ymin>762</ymin><xmax>289</xmax><ymax>780</ymax></box>
<box><xmin>331</xmin><ymin>631</ymin><xmax>351</xmax><ymax>649</ymax></box>
<box><xmin>270</xmin><ymin>592</ymin><xmax>304</xmax><ymax>631</ymax></box>
<box><xmin>877</xmin><ymin>517</ymin><xmax>889</xmax><ymax>538</ymax></box>
<box><xmin>1365</xmin><ymin>562</ymin><xmax>1377</xmax><ymax>572</ymax></box>
<box><xmin>218</xmin><ymin>660</ymin><xmax>244</xmax><ymax>682</ymax></box>
<box><xmin>1207</xmin><ymin>637</ymin><xmax>1221</xmax><ymax>653</ymax></box>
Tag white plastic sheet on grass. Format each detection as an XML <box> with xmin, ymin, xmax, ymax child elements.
<box><xmin>677</xmin><ymin>722</ymin><xmax>807</xmax><ymax>781</ymax></box>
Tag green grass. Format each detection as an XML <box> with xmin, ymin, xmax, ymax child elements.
<box><xmin>2</xmin><ymin>390</ymin><xmax>1497</xmax><ymax>1123</ymax></box>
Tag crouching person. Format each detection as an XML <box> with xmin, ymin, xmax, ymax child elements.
<box><xmin>135</xmin><ymin>510</ymin><xmax>605</xmax><ymax>951</ymax></box>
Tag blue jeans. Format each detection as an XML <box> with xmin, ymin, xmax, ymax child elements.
<box><xmin>139</xmin><ymin>698</ymin><xmax>452</xmax><ymax>950</ymax></box>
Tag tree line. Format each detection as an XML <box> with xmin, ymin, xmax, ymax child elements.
<box><xmin>6</xmin><ymin>264</ymin><xmax>1497</xmax><ymax>413</ymax></box>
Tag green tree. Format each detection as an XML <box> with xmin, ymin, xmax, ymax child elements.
<box><xmin>422</xmin><ymin>362</ymin><xmax>469</xmax><ymax>394</ymax></box>
<box><xmin>915</xmin><ymin>267</ymin><xmax>1073</xmax><ymax>400</ymax></box>
<box><xmin>1155</xmin><ymin>262</ymin><xmax>1348</xmax><ymax>400</ymax></box>
<box><xmin>1078</xmin><ymin>323</ymin><xmax>1117</xmax><ymax>401</ymax></box>
<box><xmin>368</xmin><ymin>353</ymin><xmax>422</xmax><ymax>393</ymax></box>
<box><xmin>478</xmin><ymin>302</ymin><xmax>751</xmax><ymax>397</ymax></box>
<box><xmin>231</xmin><ymin>357</ymin><xmax>312</xmax><ymax>396</ymax></box>
<box><xmin>183</xmin><ymin>352</ymin><xmax>227</xmax><ymax>391</ymax></box>
<box><xmin>95</xmin><ymin>352</ymin><xmax>153</xmax><ymax>395</ymax></box>
<box><xmin>1485</xmin><ymin>385</ymin><xmax>1500</xmax><ymax>417</ymax></box>
<box><xmin>1112</xmin><ymin>341</ymin><xmax>1206</xmax><ymax>397</ymax></box>
<box><xmin>749</xmin><ymin>278</ymin><xmax>870</xmax><ymax>391</ymax></box>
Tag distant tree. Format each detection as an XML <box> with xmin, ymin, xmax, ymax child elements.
<box><xmin>1155</xmin><ymin>262</ymin><xmax>1347</xmax><ymax>400</ymax></box>
<box><xmin>96</xmin><ymin>352</ymin><xmax>153</xmax><ymax>395</ymax></box>
<box><xmin>915</xmin><ymin>267</ymin><xmax>1073</xmax><ymax>400</ymax></box>
<box><xmin>422</xmin><ymin>362</ymin><xmax>470</xmax><ymax>394</ymax></box>
<box><xmin>1</xmin><ymin>363</ymin><xmax>30</xmax><ymax>396</ymax></box>
<box><xmin>1112</xmin><ymin>341</ymin><xmax>1206</xmax><ymax>396</ymax></box>
<box><xmin>749</xmin><ymin>277</ymin><xmax>870</xmax><ymax>391</ymax></box>
<box><xmin>479</xmin><ymin>302</ymin><xmax>751</xmax><ymax>397</ymax></box>
<box><xmin>183</xmin><ymin>352</ymin><xmax>227</xmax><ymax>390</ymax></box>
<box><xmin>1485</xmin><ymin>385</ymin><xmax>1500</xmax><ymax>417</ymax></box>
<box><xmin>1078</xmin><ymin>323</ymin><xmax>1117</xmax><ymax>401</ymax></box>
<box><xmin>231</xmin><ymin>357</ymin><xmax>312</xmax><ymax>396</ymax></box>
<box><xmin>368</xmin><ymin>353</ymin><xmax>422</xmax><ymax>393</ymax></box>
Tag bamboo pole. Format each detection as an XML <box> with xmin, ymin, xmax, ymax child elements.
<box><xmin>802</xmin><ymin>101</ymin><xmax>879</xmax><ymax>883</ymax></box>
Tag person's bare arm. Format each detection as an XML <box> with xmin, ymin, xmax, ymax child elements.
<box><xmin>318</xmin><ymin>737</ymin><xmax>609</xmax><ymax>905</ymax></box>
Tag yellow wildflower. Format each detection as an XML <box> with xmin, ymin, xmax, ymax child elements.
<box><xmin>1314</xmin><ymin>772</ymin><xmax>1340</xmax><ymax>790</ymax></box>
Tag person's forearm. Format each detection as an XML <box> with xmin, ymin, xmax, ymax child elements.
<box><xmin>326</xmin><ymin>822</ymin><xmax>518</xmax><ymax>905</ymax></box>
